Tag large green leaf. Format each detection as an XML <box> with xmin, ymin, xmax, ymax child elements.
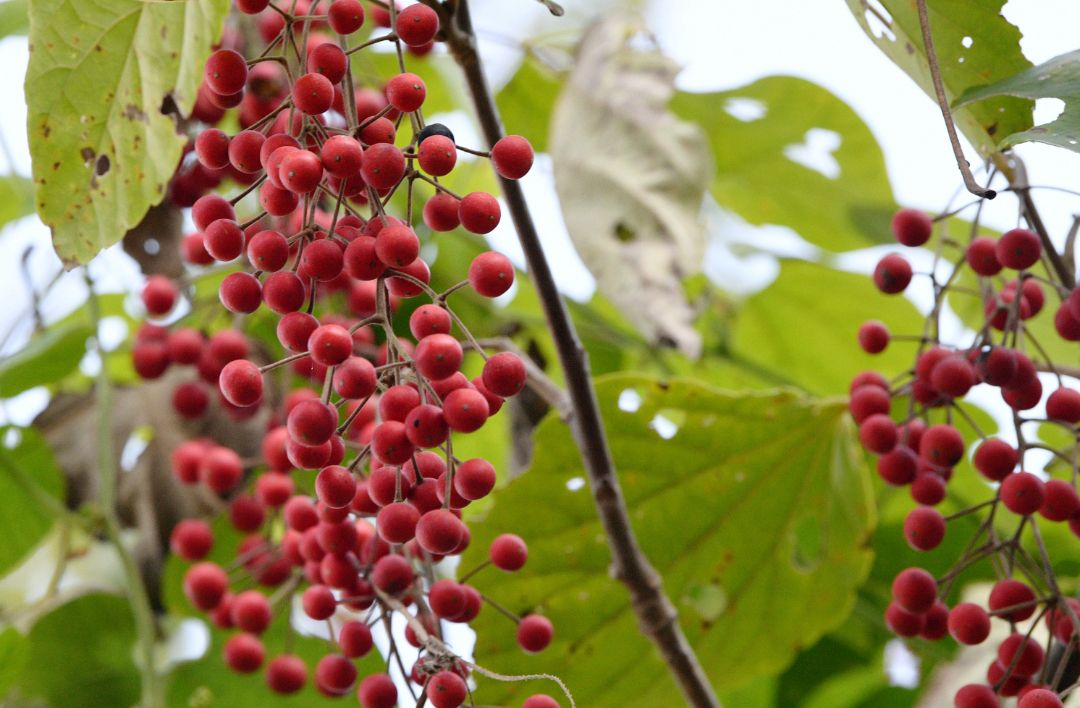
<box><xmin>496</xmin><ymin>56</ymin><xmax>561</xmax><ymax>153</ymax></box>
<box><xmin>0</xmin><ymin>627</ymin><xmax>27</xmax><ymax>697</ymax></box>
<box><xmin>0</xmin><ymin>320</ymin><xmax>92</xmax><ymax>398</ymax></box>
<box><xmin>844</xmin><ymin>0</ymin><xmax>1032</xmax><ymax>159</ymax></box>
<box><xmin>0</xmin><ymin>426</ymin><xmax>65</xmax><ymax>576</ymax></box>
<box><xmin>0</xmin><ymin>0</ymin><xmax>27</xmax><ymax>37</ymax></box>
<box><xmin>26</xmin><ymin>0</ymin><xmax>230</xmax><ymax>266</ymax></box>
<box><xmin>731</xmin><ymin>260</ymin><xmax>926</xmax><ymax>395</ymax></box>
<box><xmin>957</xmin><ymin>50</ymin><xmax>1080</xmax><ymax>153</ymax></box>
<box><xmin>674</xmin><ymin>76</ymin><xmax>898</xmax><ymax>253</ymax></box>
<box><xmin>461</xmin><ymin>374</ymin><xmax>875</xmax><ymax>705</ymax></box>
<box><xmin>16</xmin><ymin>593</ymin><xmax>139</xmax><ymax>707</ymax></box>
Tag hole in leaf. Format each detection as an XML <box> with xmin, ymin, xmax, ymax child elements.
<box><xmin>864</xmin><ymin>0</ymin><xmax>895</xmax><ymax>41</ymax></box>
<box><xmin>885</xmin><ymin>639</ymin><xmax>920</xmax><ymax>688</ymax></box>
<box><xmin>961</xmin><ymin>36</ymin><xmax>974</xmax><ymax>48</ymax></box>
<box><xmin>617</xmin><ymin>388</ymin><xmax>642</xmax><ymax>413</ymax></box>
<box><xmin>120</xmin><ymin>426</ymin><xmax>154</xmax><ymax>473</ymax></box>
<box><xmin>649</xmin><ymin>410</ymin><xmax>682</xmax><ymax>440</ymax></box>
<box><xmin>97</xmin><ymin>316</ymin><xmax>128</xmax><ymax>352</ymax></box>
<box><xmin>3</xmin><ymin>428</ymin><xmax>21</xmax><ymax>449</ymax></box>
<box><xmin>566</xmin><ymin>476</ymin><xmax>585</xmax><ymax>491</ymax></box>
<box><xmin>723</xmin><ymin>97</ymin><xmax>766</xmax><ymax>122</ymax></box>
<box><xmin>783</xmin><ymin>128</ymin><xmax>842</xmax><ymax>179</ymax></box>
<box><xmin>95</xmin><ymin>154</ymin><xmax>110</xmax><ymax>176</ymax></box>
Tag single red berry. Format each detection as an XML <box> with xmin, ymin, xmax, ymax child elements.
<box><xmin>427</xmin><ymin>670</ymin><xmax>467</xmax><ymax>708</ymax></box>
<box><xmin>857</xmin><ymin>320</ymin><xmax>889</xmax><ymax>354</ymax></box>
<box><xmin>328</xmin><ymin>0</ymin><xmax>365</xmax><ymax>34</ymax></box>
<box><xmin>891</xmin><ymin>208</ymin><xmax>932</xmax><ymax>247</ymax></box>
<box><xmin>517</xmin><ymin>614</ymin><xmax>553</xmax><ymax>653</ymax></box>
<box><xmin>263</xmin><ymin>272</ymin><xmax>307</xmax><ymax>314</ymax></box>
<box><xmin>482</xmin><ymin>351</ymin><xmax>527</xmax><ymax>397</ymax></box>
<box><xmin>988</xmin><ymin>579</ymin><xmax>1036</xmax><ymax>622</ymax></box>
<box><xmin>395</xmin><ymin>3</ymin><xmax>439</xmax><ymax>46</ymax></box>
<box><xmin>205</xmin><ymin>48</ymin><xmax>248</xmax><ymax>96</ymax></box>
<box><xmin>1040</xmin><ymin>479</ymin><xmax>1080</xmax><ymax>522</ymax></box>
<box><xmin>996</xmin><ymin>228</ymin><xmax>1042</xmax><ymax>270</ymax></box>
<box><xmin>316</xmin><ymin>654</ymin><xmax>357</xmax><ymax>696</ymax></box>
<box><xmin>953</xmin><ymin>683</ymin><xmax>999</xmax><ymax>708</ymax></box>
<box><xmin>523</xmin><ymin>696</ymin><xmax>561</xmax><ymax>708</ymax></box>
<box><xmin>885</xmin><ymin>601</ymin><xmax>924</xmax><ymax>637</ymax></box>
<box><xmin>195</xmin><ymin>128</ymin><xmax>230</xmax><ymax>169</ymax></box>
<box><xmin>491</xmin><ymin>135</ymin><xmax>534</xmax><ymax>180</ymax></box>
<box><xmin>998</xmin><ymin>633</ymin><xmax>1044</xmax><ymax>677</ymax></box>
<box><xmin>443</xmin><ymin>388</ymin><xmax>490</xmax><ymax>433</ymax></box>
<box><xmin>299</xmin><ymin>238</ymin><xmax>345</xmax><ymax>282</ymax></box>
<box><xmin>357</xmin><ymin>673</ymin><xmax>397</xmax><ymax>708</ymax></box>
<box><xmin>414</xmin><ymin>333</ymin><xmax>463</xmax><ymax>381</ymax></box>
<box><xmin>415</xmin><ymin>509</ymin><xmax>465</xmax><ymax>555</ymax></box>
<box><xmin>338</xmin><ymin>620</ymin><xmax>373</xmax><ymax>658</ymax></box>
<box><xmin>423</xmin><ymin>192</ymin><xmax>461</xmax><ymax>231</ymax></box>
<box><xmin>973</xmin><ymin>438</ymin><xmax>1018</xmax><ymax>481</ymax></box>
<box><xmin>308</xmin><ymin>324</ymin><xmax>353</xmax><ymax>366</ymax></box>
<box><xmin>377</xmin><ymin>502</ymin><xmax>421</xmax><ymax>544</ymax></box>
<box><xmin>170</xmin><ymin>519</ymin><xmax>213</xmax><ymax>560</ymax></box>
<box><xmin>309</xmin><ymin>43</ymin><xmax>348</xmax><ymax>85</ymax></box>
<box><xmin>892</xmin><ymin>567</ymin><xmax>937</xmax><ymax>614</ymax></box>
<box><xmin>459</xmin><ymin>191</ymin><xmax>501</xmax><ymax>234</ymax></box>
<box><xmin>374</xmin><ymin>223</ymin><xmax>420</xmax><ymax>267</ymax></box>
<box><xmin>266</xmin><ymin>654</ymin><xmax>307</xmax><ymax>694</ymax></box>
<box><xmin>246</xmin><ymin>229</ymin><xmax>289</xmax><ymax>272</ymax></box>
<box><xmin>204</xmin><ymin>219</ymin><xmax>245</xmax><ymax>261</ymax></box>
<box><xmin>1019</xmin><ymin>688</ymin><xmax>1064</xmax><ymax>708</ymax></box>
<box><xmin>903</xmin><ymin>506</ymin><xmax>945</xmax><ymax>551</ymax></box>
<box><xmin>920</xmin><ymin>600</ymin><xmax>949</xmax><ymax>641</ymax></box>
<box><xmin>1046</xmin><ymin>388</ymin><xmax>1080</xmax><ymax>423</ymax></box>
<box><xmin>224</xmin><ymin>633</ymin><xmax>266</xmax><ymax>673</ymax></box>
<box><xmin>372</xmin><ymin>421</ymin><xmax>415</xmax><ymax>465</ymax></box>
<box><xmin>417</xmin><ymin>135</ymin><xmax>457</xmax><ymax>176</ymax></box>
<box><xmin>200</xmin><ymin>446</ymin><xmax>244</xmax><ymax>494</ymax></box>
<box><xmin>1000</xmin><ymin>472</ymin><xmax>1045</xmax><ymax>516</ymax></box>
<box><xmin>219</xmin><ymin>359</ymin><xmax>264</xmax><ymax>407</ymax></box>
<box><xmin>321</xmin><ymin>135</ymin><xmax>364</xmax><ymax>178</ymax></box>
<box><xmin>287</xmin><ymin>399</ymin><xmax>338</xmax><ymax>446</ymax></box>
<box><xmin>858</xmin><ymin>413</ymin><xmax>897</xmax><ymax>454</ymax></box>
<box><xmin>371</xmin><ymin>554</ymin><xmax>414</xmax><ymax>594</ymax></box>
<box><xmin>141</xmin><ymin>275</ymin><xmax>178</xmax><ymax>315</ymax></box>
<box><xmin>948</xmin><ymin>602</ymin><xmax>991</xmax><ymax>645</ymax></box>
<box><xmin>184</xmin><ymin>561</ymin><xmax>228</xmax><ymax>611</ymax></box>
<box><xmin>333</xmin><ymin>357</ymin><xmax>377</xmax><ymax>399</ymax></box>
<box><xmin>280</xmin><ymin>149</ymin><xmax>324</xmax><ymax>193</ymax></box>
<box><xmin>219</xmin><ymin>272</ymin><xmax>262</xmax><ymax>314</ymax></box>
<box><xmin>429</xmin><ymin>579</ymin><xmax>466</xmax><ymax>619</ymax></box>
<box><xmin>873</xmin><ymin>253</ymin><xmax>912</xmax><ymax>294</ymax></box>
<box><xmin>966</xmin><ymin>236</ymin><xmax>1003</xmax><ymax>276</ymax></box>
<box><xmin>490</xmin><ymin>533</ymin><xmax>528</xmax><ymax>571</ymax></box>
<box><xmin>293</xmin><ymin>72</ymin><xmax>334</xmax><ymax>115</ymax></box>
<box><xmin>228</xmin><ymin>130</ymin><xmax>266</xmax><ymax>173</ymax></box>
<box><xmin>360</xmin><ymin>143</ymin><xmax>406</xmax><ymax>191</ymax></box>
<box><xmin>469</xmin><ymin>251</ymin><xmax>515</xmax><ymax>297</ymax></box>
<box><xmin>919</xmin><ymin>424</ymin><xmax>965</xmax><ymax>467</ymax></box>
<box><xmin>231</xmin><ymin>590</ymin><xmax>272</xmax><ymax>634</ymax></box>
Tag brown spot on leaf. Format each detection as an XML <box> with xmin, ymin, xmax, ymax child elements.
<box><xmin>52</xmin><ymin>161</ymin><xmax>59</xmax><ymax>171</ymax></box>
<box><xmin>80</xmin><ymin>147</ymin><xmax>94</xmax><ymax>165</ymax></box>
<box><xmin>124</xmin><ymin>103</ymin><xmax>148</xmax><ymax>122</ymax></box>
<box><xmin>95</xmin><ymin>154</ymin><xmax>110</xmax><ymax>176</ymax></box>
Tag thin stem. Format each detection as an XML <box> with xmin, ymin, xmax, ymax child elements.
<box><xmin>441</xmin><ymin>4</ymin><xmax>719</xmax><ymax>705</ymax></box>
<box><xmin>87</xmin><ymin>277</ymin><xmax>163</xmax><ymax>708</ymax></box>
<box><xmin>914</xmin><ymin>0</ymin><xmax>995</xmax><ymax>199</ymax></box>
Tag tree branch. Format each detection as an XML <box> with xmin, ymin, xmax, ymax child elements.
<box><xmin>915</xmin><ymin>0</ymin><xmax>995</xmax><ymax>199</ymax></box>
<box><xmin>439</xmin><ymin>3</ymin><xmax>719</xmax><ymax>706</ymax></box>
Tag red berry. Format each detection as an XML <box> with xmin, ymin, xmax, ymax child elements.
<box><xmin>459</xmin><ymin>191</ymin><xmax>501</xmax><ymax>234</ymax></box>
<box><xmin>316</xmin><ymin>654</ymin><xmax>357</xmax><ymax>696</ymax></box>
<box><xmin>988</xmin><ymin>579</ymin><xmax>1036</xmax><ymax>622</ymax></box>
<box><xmin>316</xmin><ymin>465</ymin><xmax>357</xmax><ymax>509</ymax></box>
<box><xmin>948</xmin><ymin>602</ymin><xmax>991</xmax><ymax>645</ymax></box>
<box><xmin>309</xmin><ymin>43</ymin><xmax>348</xmax><ymax>85</ymax></box>
<box><xmin>414</xmin><ymin>333</ymin><xmax>463</xmax><ymax>381</ymax></box>
<box><xmin>523</xmin><ymin>696</ymin><xmax>561</xmax><ymax>708</ymax></box>
<box><xmin>903</xmin><ymin>506</ymin><xmax>945</xmax><ymax>551</ymax></box>
<box><xmin>371</xmin><ymin>554</ymin><xmax>414</xmax><ymax>594</ymax></box>
<box><xmin>219</xmin><ymin>359</ymin><xmax>264</xmax><ymax>407</ymax></box>
<box><xmin>231</xmin><ymin>590</ymin><xmax>272</xmax><ymax>634</ymax></box>
<box><xmin>858</xmin><ymin>413</ymin><xmax>897</xmax><ymax>454</ymax></box>
<box><xmin>395</xmin><ymin>3</ymin><xmax>439</xmax><ymax>46</ymax></box>
<box><xmin>891</xmin><ymin>208</ymin><xmax>932</xmax><ymax>247</ymax></box>
<box><xmin>293</xmin><ymin>72</ymin><xmax>334</xmax><ymax>115</ymax></box>
<box><xmin>328</xmin><ymin>0</ymin><xmax>365</xmax><ymax>34</ymax></box>
<box><xmin>141</xmin><ymin>275</ymin><xmax>178</xmax><ymax>315</ymax></box>
<box><xmin>443</xmin><ymin>388</ymin><xmax>490</xmax><ymax>433</ymax></box>
<box><xmin>1046</xmin><ymin>388</ymin><xmax>1080</xmax><ymax>423</ymax></box>
<box><xmin>300</xmin><ymin>238</ymin><xmax>345</xmax><ymax>281</ymax></box>
<box><xmin>264</xmin><ymin>272</ymin><xmax>307</xmax><ymax>314</ymax></box>
<box><xmin>885</xmin><ymin>601</ymin><xmax>924</xmax><ymax>637</ymax></box>
<box><xmin>219</xmin><ymin>272</ymin><xmax>262</xmax><ymax>314</ymax></box>
<box><xmin>469</xmin><ymin>251</ymin><xmax>515</xmax><ymax>297</ymax></box>
<box><xmin>247</xmin><ymin>229</ymin><xmax>289</xmax><ymax>272</ymax></box>
<box><xmin>184</xmin><ymin>561</ymin><xmax>228</xmax><ymax>611</ymax></box>
<box><xmin>224</xmin><ymin>633</ymin><xmax>265</xmax><ymax>673</ymax></box>
<box><xmin>482</xmin><ymin>352</ymin><xmax>527</xmax><ymax>397</ymax></box>
<box><xmin>491</xmin><ymin>135</ymin><xmax>534</xmax><ymax>180</ymax></box>
<box><xmin>415</xmin><ymin>509</ymin><xmax>465</xmax><ymax>555</ymax></box>
<box><xmin>360</xmin><ymin>144</ymin><xmax>406</xmax><ymax>191</ymax></box>
<box><xmin>517</xmin><ymin>614</ymin><xmax>553</xmax><ymax>653</ymax></box>
<box><xmin>423</xmin><ymin>192</ymin><xmax>461</xmax><ymax>231</ymax></box>
<box><xmin>427</xmin><ymin>670</ymin><xmax>467</xmax><ymax>708</ymax></box>
<box><xmin>857</xmin><ymin>320</ymin><xmax>889</xmax><ymax>354</ymax></box>
<box><xmin>288</xmin><ymin>399</ymin><xmax>338</xmax><ymax>446</ymax></box>
<box><xmin>357</xmin><ymin>673</ymin><xmax>397</xmax><ymax>708</ymax></box>
<box><xmin>919</xmin><ymin>424</ymin><xmax>965</xmax><ymax>467</ymax></box>
<box><xmin>200</xmin><ymin>446</ymin><xmax>244</xmax><ymax>494</ymax></box>
<box><xmin>308</xmin><ymin>324</ymin><xmax>353</xmax><ymax>366</ymax></box>
<box><xmin>280</xmin><ymin>149</ymin><xmax>324</xmax><ymax>193</ymax></box>
<box><xmin>418</xmin><ymin>135</ymin><xmax>457</xmax><ymax>177</ymax></box>
<box><xmin>892</xmin><ymin>567</ymin><xmax>937</xmax><ymax>614</ymax></box>
<box><xmin>374</xmin><ymin>223</ymin><xmax>420</xmax><ymax>267</ymax></box>
<box><xmin>996</xmin><ymin>228</ymin><xmax>1042</xmax><ymax>270</ymax></box>
<box><xmin>877</xmin><ymin>447</ymin><xmax>917</xmax><ymax>486</ymax></box>
<box><xmin>873</xmin><ymin>253</ymin><xmax>912</xmax><ymax>294</ymax></box>
<box><xmin>170</xmin><ymin>519</ymin><xmax>213</xmax><ymax>560</ymax></box>
<box><xmin>973</xmin><ymin>438</ymin><xmax>1018</xmax><ymax>481</ymax></box>
<box><xmin>1019</xmin><ymin>688</ymin><xmax>1064</xmax><ymax>708</ymax></box>
<box><xmin>333</xmin><ymin>357</ymin><xmax>377</xmax><ymax>399</ymax></box>
<box><xmin>429</xmin><ymin>579</ymin><xmax>466</xmax><ymax>619</ymax></box>
<box><xmin>998</xmin><ymin>633</ymin><xmax>1044</xmax><ymax>677</ymax></box>
<box><xmin>966</xmin><ymin>237</ymin><xmax>1003</xmax><ymax>276</ymax></box>
<box><xmin>205</xmin><ymin>49</ymin><xmax>248</xmax><ymax>96</ymax></box>
<box><xmin>490</xmin><ymin>533</ymin><xmax>528</xmax><ymax>571</ymax></box>
<box><xmin>204</xmin><ymin>219</ymin><xmax>245</xmax><ymax>261</ymax></box>
<box><xmin>954</xmin><ymin>683</ymin><xmax>999</xmax><ymax>708</ymax></box>
<box><xmin>195</xmin><ymin>128</ymin><xmax>230</xmax><ymax>169</ymax></box>
<box><xmin>1000</xmin><ymin>472</ymin><xmax>1045</xmax><ymax>516</ymax></box>
<box><xmin>321</xmin><ymin>135</ymin><xmax>364</xmax><ymax>178</ymax></box>
<box><xmin>339</xmin><ymin>620</ymin><xmax>373</xmax><ymax>658</ymax></box>
<box><xmin>266</xmin><ymin>655</ymin><xmax>307</xmax><ymax>694</ymax></box>
<box><xmin>377</xmin><ymin>502</ymin><xmax>421</xmax><ymax>544</ymax></box>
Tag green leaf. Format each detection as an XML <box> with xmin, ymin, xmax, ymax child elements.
<box><xmin>461</xmin><ymin>374</ymin><xmax>875</xmax><ymax>704</ymax></box>
<box><xmin>0</xmin><ymin>628</ymin><xmax>28</xmax><ymax>696</ymax></box>
<box><xmin>956</xmin><ymin>49</ymin><xmax>1080</xmax><ymax>152</ymax></box>
<box><xmin>0</xmin><ymin>175</ymin><xmax>34</xmax><ymax>229</ymax></box>
<box><xmin>730</xmin><ymin>260</ymin><xmax>925</xmax><ymax>395</ymax></box>
<box><xmin>26</xmin><ymin>0</ymin><xmax>230</xmax><ymax>266</ymax></box>
<box><xmin>0</xmin><ymin>426</ymin><xmax>65</xmax><ymax>577</ymax></box>
<box><xmin>844</xmin><ymin>0</ymin><xmax>1032</xmax><ymax>159</ymax></box>
<box><xmin>496</xmin><ymin>57</ymin><xmax>561</xmax><ymax>153</ymax></box>
<box><xmin>0</xmin><ymin>321</ymin><xmax>92</xmax><ymax>398</ymax></box>
<box><xmin>16</xmin><ymin>593</ymin><xmax>139</xmax><ymax>707</ymax></box>
<box><xmin>0</xmin><ymin>0</ymin><xmax>28</xmax><ymax>38</ymax></box>
<box><xmin>673</xmin><ymin>76</ymin><xmax>897</xmax><ymax>252</ymax></box>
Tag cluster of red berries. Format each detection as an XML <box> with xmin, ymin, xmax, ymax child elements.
<box><xmin>854</xmin><ymin>207</ymin><xmax>1080</xmax><ymax>707</ymax></box>
<box><xmin>133</xmin><ymin>2</ymin><xmax>564</xmax><ymax>706</ymax></box>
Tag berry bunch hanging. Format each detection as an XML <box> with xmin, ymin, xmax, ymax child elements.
<box><xmin>855</xmin><ymin>204</ymin><xmax>1080</xmax><ymax>707</ymax></box>
<box><xmin>130</xmin><ymin>2</ymin><xmax>566</xmax><ymax>706</ymax></box>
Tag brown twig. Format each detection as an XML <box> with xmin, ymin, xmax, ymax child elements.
<box><xmin>914</xmin><ymin>0</ymin><xmax>995</xmax><ymax>199</ymax></box>
<box><xmin>438</xmin><ymin>2</ymin><xmax>719</xmax><ymax>706</ymax></box>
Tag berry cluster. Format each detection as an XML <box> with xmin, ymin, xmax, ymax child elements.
<box><xmin>133</xmin><ymin>2</ymin><xmax>563</xmax><ymax>706</ymax></box>
<box><xmin>855</xmin><ymin>206</ymin><xmax>1080</xmax><ymax>707</ymax></box>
